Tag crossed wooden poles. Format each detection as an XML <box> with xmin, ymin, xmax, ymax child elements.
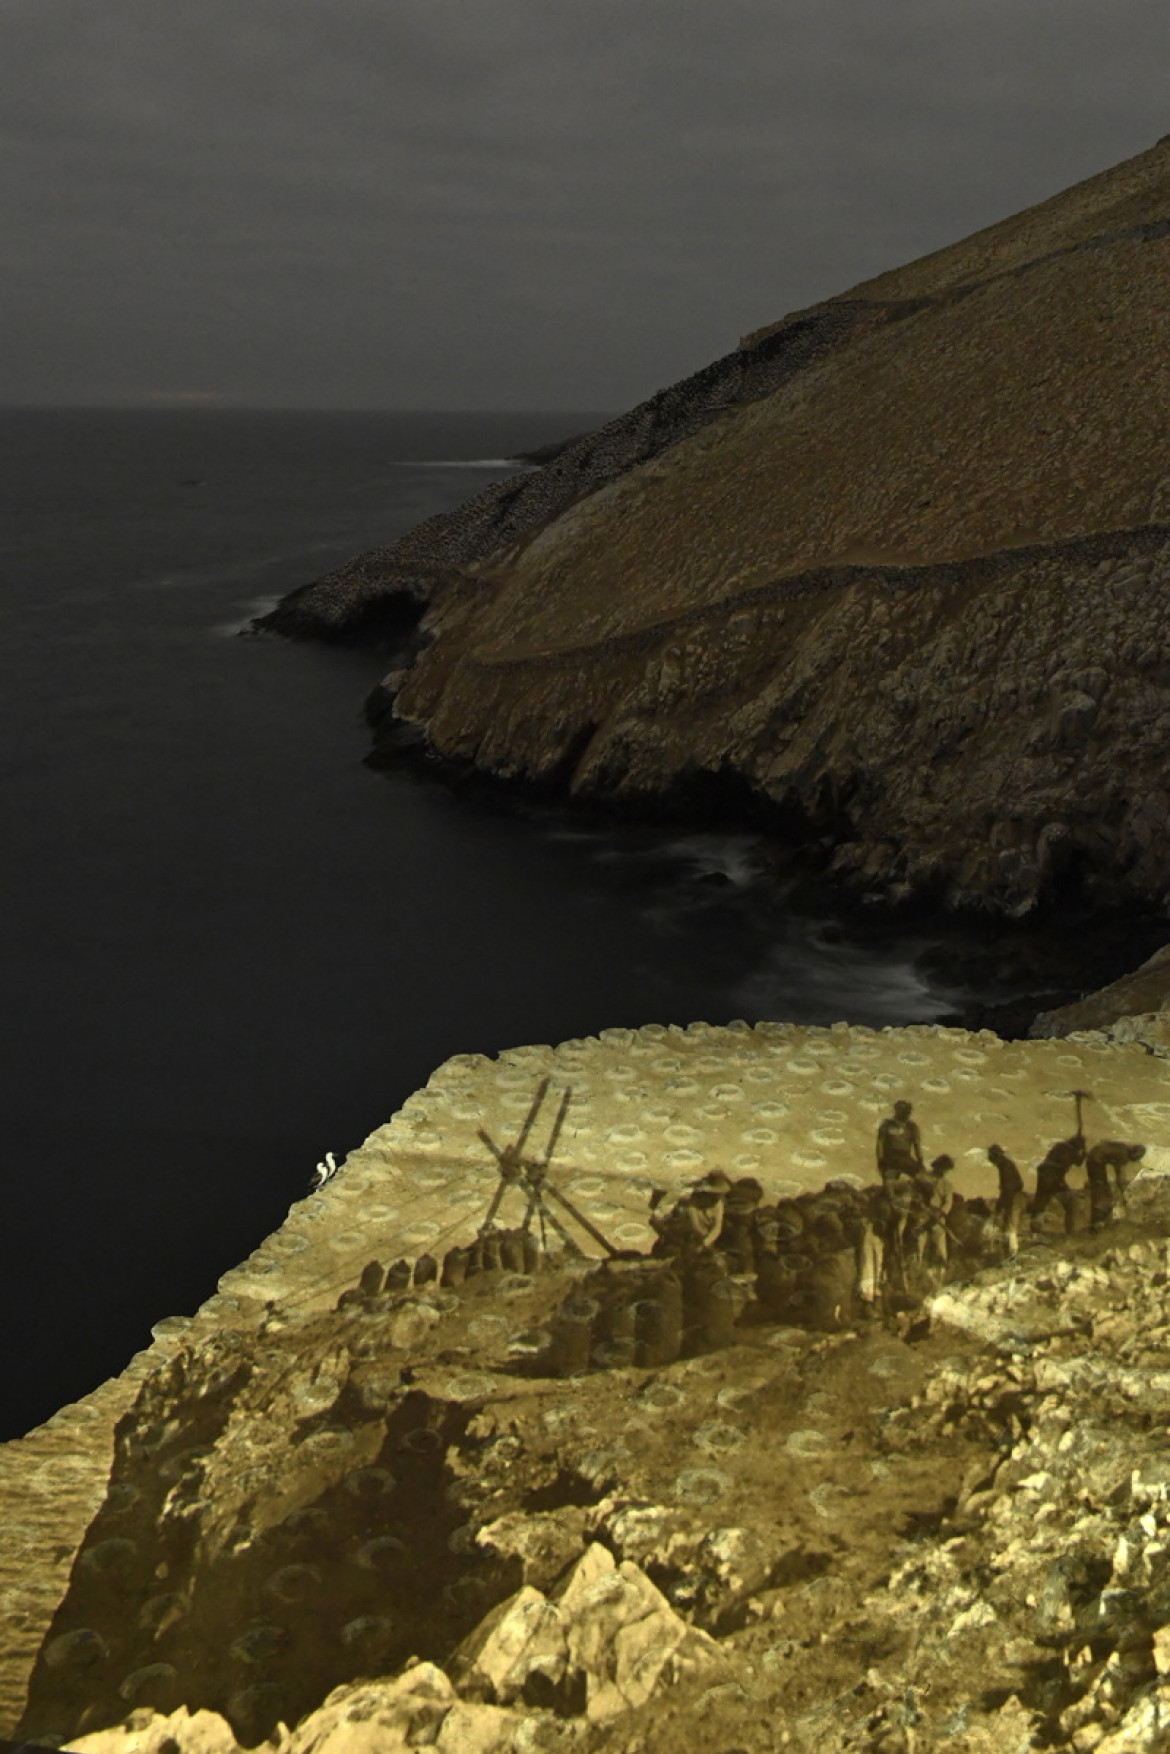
<box><xmin>476</xmin><ymin>1077</ymin><xmax>619</xmax><ymax>1259</ymax></box>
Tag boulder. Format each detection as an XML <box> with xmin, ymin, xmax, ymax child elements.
<box><xmin>448</xmin><ymin>1542</ymin><xmax>719</xmax><ymax>1724</ymax></box>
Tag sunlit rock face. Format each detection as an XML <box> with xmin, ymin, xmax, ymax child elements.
<box><xmin>260</xmin><ymin>136</ymin><xmax>1170</xmax><ymax>915</ymax></box>
<box><xmin>5</xmin><ymin>1016</ymin><xmax>1170</xmax><ymax>1745</ymax></box>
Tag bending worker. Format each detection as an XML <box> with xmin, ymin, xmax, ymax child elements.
<box><xmin>1085</xmin><ymin>1139</ymin><xmax>1146</xmax><ymax>1232</ymax></box>
<box><xmin>1030</xmin><ymin>1132</ymin><xmax>1086</xmax><ymax>1234</ymax></box>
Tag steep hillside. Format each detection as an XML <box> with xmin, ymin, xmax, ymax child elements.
<box><xmin>257</xmin><ymin>136</ymin><xmax>1170</xmax><ymax>915</ymax></box>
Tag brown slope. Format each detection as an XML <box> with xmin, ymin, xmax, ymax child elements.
<box><xmin>406</xmin><ymin>143</ymin><xmax>1170</xmax><ymax>657</ymax></box>
<box><xmin>376</xmin><ymin>134</ymin><xmax>1170</xmax><ymax>915</ymax></box>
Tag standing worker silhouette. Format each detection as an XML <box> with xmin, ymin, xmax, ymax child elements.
<box><xmin>876</xmin><ymin>1100</ymin><xmax>925</xmax><ymax>1187</ymax></box>
<box><xmin>988</xmin><ymin>1144</ymin><xmax>1026</xmax><ymax>1257</ymax></box>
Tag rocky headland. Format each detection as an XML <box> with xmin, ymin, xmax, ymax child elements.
<box><xmin>15</xmin><ymin>133</ymin><xmax>1170</xmax><ymax>1754</ymax></box>
<box><xmin>7</xmin><ymin>1015</ymin><xmax>1170</xmax><ymax>1751</ymax></box>
<box><xmin>255</xmin><ymin>134</ymin><xmax>1170</xmax><ymax>925</ymax></box>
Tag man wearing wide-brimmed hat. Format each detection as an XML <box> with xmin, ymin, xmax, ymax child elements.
<box><xmin>649</xmin><ymin>1170</ymin><xmax>731</xmax><ymax>1258</ymax></box>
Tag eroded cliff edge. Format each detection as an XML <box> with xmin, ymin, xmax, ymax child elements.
<box><xmin>8</xmin><ymin>1017</ymin><xmax>1170</xmax><ymax>1753</ymax></box>
<box><xmin>256</xmin><ymin>134</ymin><xmax>1170</xmax><ymax>919</ymax></box>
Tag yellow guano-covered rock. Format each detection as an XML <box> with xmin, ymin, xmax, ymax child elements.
<box><xmin>5</xmin><ymin>1017</ymin><xmax>1170</xmax><ymax>1740</ymax></box>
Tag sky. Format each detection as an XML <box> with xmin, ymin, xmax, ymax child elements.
<box><xmin>3</xmin><ymin>0</ymin><xmax>1169</xmax><ymax>413</ymax></box>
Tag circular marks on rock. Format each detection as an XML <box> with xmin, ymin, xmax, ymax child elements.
<box><xmin>117</xmin><ymin>1664</ymin><xmax>180</xmax><ymax>1707</ymax></box>
<box><xmin>568</xmin><ymin>1176</ymin><xmax>605</xmax><ymax>1198</ymax></box>
<box><xmin>674</xmin><ymin>1467</ymin><xmax>733</xmax><ymax>1503</ymax></box>
<box><xmin>638</xmin><ymin>1381</ymin><xmax>686</xmax><ymax>1413</ymax></box>
<box><xmin>496</xmin><ymin>1273</ymin><xmax>536</xmax><ymax>1298</ymax></box>
<box><xmin>343</xmin><ymin>1466</ymin><xmax>397</xmax><ymax>1500</ymax></box>
<box><xmin>229</xmin><ymin>1624</ymin><xmax>290</xmax><ymax>1665</ymax></box>
<box><xmin>78</xmin><ymin>1538</ymin><xmax>138</xmax><ymax>1582</ymax></box>
<box><xmin>439</xmin><ymin>1372</ymin><xmax>496</xmax><ymax>1401</ymax></box>
<box><xmin>283</xmin><ymin>1507</ymin><xmax>332</xmax><ymax>1541</ymax></box>
<box><xmin>692</xmin><ymin>1422</ymin><xmax>748</xmax><ymax>1455</ymax></box>
<box><xmin>44</xmin><ymin>1628</ymin><xmax>110</xmax><ymax>1672</ymax></box>
<box><xmin>663</xmin><ymin>1125</ymin><xmax>703</xmax><ymax>1146</ymax></box>
<box><xmin>785</xmin><ymin>1428</ymin><xmax>829</xmax><ymax>1457</ymax></box>
<box><xmin>665</xmin><ymin>1149</ymin><xmax>705</xmax><ymax>1169</ymax></box>
<box><xmin>228</xmin><ymin>1685</ymin><xmax>288</xmax><ymax>1745</ymax></box>
<box><xmin>325</xmin><ymin>1230</ymin><xmax>372</xmax><ymax>1256</ymax></box>
<box><xmin>808</xmin><ymin>1482</ymin><xmax>854</xmax><ymax>1520</ymax></box>
<box><xmin>711</xmin><ymin>1084</ymin><xmax>746</xmax><ymax>1103</ymax></box>
<box><xmin>262</xmin><ymin>1562</ymin><xmax>323</xmax><ymax>1605</ymax></box>
<box><xmin>355</xmin><ymin>1535</ymin><xmax>408</xmax><ymax>1572</ymax></box>
<box><xmin>506</xmin><ymin>1327</ymin><xmax>552</xmax><ymax>1360</ymax></box>
<box><xmin>716</xmin><ymin>1383</ymin><xmax>762</xmax><ymax>1412</ymax></box>
<box><xmin>339</xmin><ymin>1614</ymin><xmax>395</xmax><ymax>1649</ymax></box>
<box><xmin>399</xmin><ymin>1426</ymin><xmax>444</xmax><ymax>1455</ymax></box>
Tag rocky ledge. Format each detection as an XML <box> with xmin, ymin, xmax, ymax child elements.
<box><xmin>7</xmin><ymin>1017</ymin><xmax>1170</xmax><ymax>1752</ymax></box>
<box><xmin>46</xmin><ymin>1195</ymin><xmax>1170</xmax><ymax>1754</ymax></box>
<box><xmin>256</xmin><ymin>135</ymin><xmax>1170</xmax><ymax>920</ymax></box>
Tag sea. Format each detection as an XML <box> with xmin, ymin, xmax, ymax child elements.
<box><xmin>1</xmin><ymin>406</ymin><xmax>1162</xmax><ymax>1440</ymax></box>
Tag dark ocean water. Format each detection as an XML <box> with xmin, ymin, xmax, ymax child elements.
<box><xmin>0</xmin><ymin>407</ymin><xmax>1161</xmax><ymax>1440</ymax></box>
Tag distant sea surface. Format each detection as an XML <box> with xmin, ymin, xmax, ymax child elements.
<box><xmin>0</xmin><ymin>407</ymin><xmax>1159</xmax><ymax>1440</ymax></box>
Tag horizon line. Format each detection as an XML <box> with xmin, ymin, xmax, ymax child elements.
<box><xmin>0</xmin><ymin>401</ymin><xmax>620</xmax><ymax>416</ymax></box>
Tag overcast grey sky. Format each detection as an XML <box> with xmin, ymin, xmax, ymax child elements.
<box><xmin>3</xmin><ymin>0</ymin><xmax>1168</xmax><ymax>411</ymax></box>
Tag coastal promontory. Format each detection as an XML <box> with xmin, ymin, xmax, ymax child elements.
<box><xmin>258</xmin><ymin>134</ymin><xmax>1170</xmax><ymax>918</ymax></box>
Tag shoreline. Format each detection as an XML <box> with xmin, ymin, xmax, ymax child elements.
<box><xmin>353</xmin><ymin>716</ymin><xmax>1170</xmax><ymax>1041</ymax></box>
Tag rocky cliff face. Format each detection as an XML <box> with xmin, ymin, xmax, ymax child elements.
<box><xmin>1033</xmin><ymin>945</ymin><xmax>1170</xmax><ymax>1041</ymax></box>
<box><xmin>7</xmin><ymin>1017</ymin><xmax>1170</xmax><ymax>1751</ymax></box>
<box><xmin>257</xmin><ymin>135</ymin><xmax>1170</xmax><ymax>917</ymax></box>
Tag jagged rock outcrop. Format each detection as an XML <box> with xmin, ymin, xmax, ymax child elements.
<box><xmin>65</xmin><ymin>1544</ymin><xmax>719</xmax><ymax>1754</ymax></box>
<box><xmin>258</xmin><ymin>135</ymin><xmax>1170</xmax><ymax>915</ymax></box>
<box><xmin>8</xmin><ymin>1016</ymin><xmax>1170</xmax><ymax>1751</ymax></box>
<box><xmin>34</xmin><ymin>1174</ymin><xmax>1170</xmax><ymax>1754</ymax></box>
<box><xmin>1033</xmin><ymin>945</ymin><xmax>1170</xmax><ymax>1040</ymax></box>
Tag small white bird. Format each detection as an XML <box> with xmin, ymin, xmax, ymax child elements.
<box><xmin>310</xmin><ymin>1150</ymin><xmax>338</xmax><ymax>1192</ymax></box>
